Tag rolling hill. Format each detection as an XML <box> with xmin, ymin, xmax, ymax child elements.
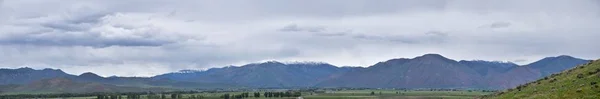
<box><xmin>483</xmin><ymin>59</ymin><xmax>600</xmax><ymax>98</ymax></box>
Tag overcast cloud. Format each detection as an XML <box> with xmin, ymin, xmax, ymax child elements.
<box><xmin>0</xmin><ymin>0</ymin><xmax>599</xmax><ymax>77</ymax></box>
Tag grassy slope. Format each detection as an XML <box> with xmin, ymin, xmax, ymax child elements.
<box><xmin>484</xmin><ymin>60</ymin><xmax>600</xmax><ymax>99</ymax></box>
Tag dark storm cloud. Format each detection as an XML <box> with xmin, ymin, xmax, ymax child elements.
<box><xmin>479</xmin><ymin>22</ymin><xmax>512</xmax><ymax>28</ymax></box>
<box><xmin>279</xmin><ymin>24</ymin><xmax>351</xmax><ymax>37</ymax></box>
<box><xmin>352</xmin><ymin>34</ymin><xmax>420</xmax><ymax>44</ymax></box>
<box><xmin>313</xmin><ymin>32</ymin><xmax>349</xmax><ymax>37</ymax></box>
<box><xmin>0</xmin><ymin>12</ymin><xmax>193</xmax><ymax>48</ymax></box>
<box><xmin>40</xmin><ymin>13</ymin><xmax>108</xmax><ymax>32</ymax></box>
<box><xmin>278</xmin><ymin>24</ymin><xmax>448</xmax><ymax>44</ymax></box>
<box><xmin>351</xmin><ymin>31</ymin><xmax>449</xmax><ymax>44</ymax></box>
<box><xmin>279</xmin><ymin>24</ymin><xmax>326</xmax><ymax>33</ymax></box>
<box><xmin>0</xmin><ymin>32</ymin><xmax>176</xmax><ymax>48</ymax></box>
<box><xmin>425</xmin><ymin>31</ymin><xmax>448</xmax><ymax>37</ymax></box>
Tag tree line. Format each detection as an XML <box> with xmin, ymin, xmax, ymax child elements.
<box><xmin>220</xmin><ymin>91</ymin><xmax>301</xmax><ymax>99</ymax></box>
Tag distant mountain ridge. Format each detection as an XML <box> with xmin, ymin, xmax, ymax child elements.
<box><xmin>0</xmin><ymin>54</ymin><xmax>592</xmax><ymax>92</ymax></box>
<box><xmin>0</xmin><ymin>77</ymin><xmax>171</xmax><ymax>94</ymax></box>
<box><xmin>318</xmin><ymin>54</ymin><xmax>482</xmax><ymax>88</ymax></box>
<box><xmin>152</xmin><ymin>61</ymin><xmax>361</xmax><ymax>88</ymax></box>
<box><xmin>0</xmin><ymin>68</ymin><xmax>238</xmax><ymax>94</ymax></box>
<box><xmin>317</xmin><ymin>54</ymin><xmax>590</xmax><ymax>89</ymax></box>
<box><xmin>526</xmin><ymin>55</ymin><xmax>590</xmax><ymax>77</ymax></box>
<box><xmin>0</xmin><ymin>68</ymin><xmax>73</xmax><ymax>85</ymax></box>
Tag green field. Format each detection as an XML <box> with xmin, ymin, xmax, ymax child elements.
<box><xmin>305</xmin><ymin>90</ymin><xmax>491</xmax><ymax>99</ymax></box>
<box><xmin>40</xmin><ymin>90</ymin><xmax>492</xmax><ymax>99</ymax></box>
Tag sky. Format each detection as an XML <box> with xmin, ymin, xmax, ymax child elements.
<box><xmin>0</xmin><ymin>0</ymin><xmax>599</xmax><ymax>77</ymax></box>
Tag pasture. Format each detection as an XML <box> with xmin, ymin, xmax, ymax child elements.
<box><xmin>45</xmin><ymin>90</ymin><xmax>493</xmax><ymax>99</ymax></box>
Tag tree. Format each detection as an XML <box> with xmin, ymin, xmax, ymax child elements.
<box><xmin>285</xmin><ymin>91</ymin><xmax>291</xmax><ymax>97</ymax></box>
<box><xmin>110</xmin><ymin>94</ymin><xmax>118</xmax><ymax>99</ymax></box>
<box><xmin>264</xmin><ymin>92</ymin><xmax>268</xmax><ymax>98</ymax></box>
<box><xmin>97</xmin><ymin>95</ymin><xmax>105</xmax><ymax>99</ymax></box>
<box><xmin>293</xmin><ymin>92</ymin><xmax>301</xmax><ymax>97</ymax></box>
<box><xmin>221</xmin><ymin>94</ymin><xmax>230</xmax><ymax>99</ymax></box>
<box><xmin>370</xmin><ymin>91</ymin><xmax>375</xmax><ymax>95</ymax></box>
<box><xmin>243</xmin><ymin>92</ymin><xmax>249</xmax><ymax>98</ymax></box>
<box><xmin>171</xmin><ymin>94</ymin><xmax>177</xmax><ymax>99</ymax></box>
<box><xmin>254</xmin><ymin>92</ymin><xmax>260</xmax><ymax>98</ymax></box>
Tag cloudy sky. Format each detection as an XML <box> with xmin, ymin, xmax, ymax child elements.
<box><xmin>0</xmin><ymin>0</ymin><xmax>599</xmax><ymax>77</ymax></box>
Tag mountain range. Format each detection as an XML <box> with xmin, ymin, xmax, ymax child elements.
<box><xmin>0</xmin><ymin>54</ymin><xmax>592</xmax><ymax>93</ymax></box>
<box><xmin>317</xmin><ymin>54</ymin><xmax>586</xmax><ymax>89</ymax></box>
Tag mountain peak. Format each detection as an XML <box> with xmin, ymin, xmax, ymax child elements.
<box><xmin>79</xmin><ymin>72</ymin><xmax>103</xmax><ymax>78</ymax></box>
<box><xmin>16</xmin><ymin>67</ymin><xmax>35</xmax><ymax>71</ymax></box>
<box><xmin>250</xmin><ymin>61</ymin><xmax>286</xmax><ymax>66</ymax></box>
<box><xmin>531</xmin><ymin>55</ymin><xmax>586</xmax><ymax>65</ymax></box>
<box><xmin>263</xmin><ymin>61</ymin><xmax>284</xmax><ymax>64</ymax></box>
<box><xmin>414</xmin><ymin>54</ymin><xmax>452</xmax><ymax>61</ymax></box>
<box><xmin>555</xmin><ymin>55</ymin><xmax>576</xmax><ymax>59</ymax></box>
<box><xmin>527</xmin><ymin>55</ymin><xmax>590</xmax><ymax>76</ymax></box>
<box><xmin>422</xmin><ymin>53</ymin><xmax>444</xmax><ymax>57</ymax></box>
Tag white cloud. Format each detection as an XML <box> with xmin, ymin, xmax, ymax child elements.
<box><xmin>0</xmin><ymin>0</ymin><xmax>599</xmax><ymax>76</ymax></box>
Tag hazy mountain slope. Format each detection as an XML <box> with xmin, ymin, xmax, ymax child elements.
<box><xmin>153</xmin><ymin>62</ymin><xmax>359</xmax><ymax>88</ymax></box>
<box><xmin>0</xmin><ymin>68</ymin><xmax>73</xmax><ymax>85</ymax></box>
<box><xmin>319</xmin><ymin>54</ymin><xmax>588</xmax><ymax>89</ymax></box>
<box><xmin>72</xmin><ymin>73</ymin><xmax>238</xmax><ymax>89</ymax></box>
<box><xmin>318</xmin><ymin>54</ymin><xmax>482</xmax><ymax>88</ymax></box>
<box><xmin>484</xmin><ymin>60</ymin><xmax>599</xmax><ymax>99</ymax></box>
<box><xmin>526</xmin><ymin>55</ymin><xmax>590</xmax><ymax>77</ymax></box>
<box><xmin>483</xmin><ymin>66</ymin><xmax>541</xmax><ymax>89</ymax></box>
<box><xmin>459</xmin><ymin>60</ymin><xmax>516</xmax><ymax>76</ymax></box>
<box><xmin>0</xmin><ymin>68</ymin><xmax>236</xmax><ymax>90</ymax></box>
<box><xmin>0</xmin><ymin>54</ymin><xmax>590</xmax><ymax>90</ymax></box>
<box><xmin>0</xmin><ymin>78</ymin><xmax>170</xmax><ymax>94</ymax></box>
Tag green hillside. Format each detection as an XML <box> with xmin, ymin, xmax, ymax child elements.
<box><xmin>483</xmin><ymin>60</ymin><xmax>600</xmax><ymax>99</ymax></box>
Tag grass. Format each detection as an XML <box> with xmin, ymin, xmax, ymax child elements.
<box><xmin>305</xmin><ymin>90</ymin><xmax>489</xmax><ymax>99</ymax></box>
<box><xmin>484</xmin><ymin>60</ymin><xmax>600</xmax><ymax>99</ymax></box>
<box><xmin>51</xmin><ymin>90</ymin><xmax>491</xmax><ymax>99</ymax></box>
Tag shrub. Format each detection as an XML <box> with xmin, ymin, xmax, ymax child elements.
<box><xmin>551</xmin><ymin>74</ymin><xmax>559</xmax><ymax>77</ymax></box>
<box><xmin>577</xmin><ymin>74</ymin><xmax>584</xmax><ymax>79</ymax></box>
<box><xmin>550</xmin><ymin>78</ymin><xmax>558</xmax><ymax>83</ymax></box>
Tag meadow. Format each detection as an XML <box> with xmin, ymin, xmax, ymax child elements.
<box><xmin>39</xmin><ymin>90</ymin><xmax>493</xmax><ymax>99</ymax></box>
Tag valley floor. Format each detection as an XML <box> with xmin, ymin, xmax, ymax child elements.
<box><xmin>49</xmin><ymin>90</ymin><xmax>492</xmax><ymax>99</ymax></box>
